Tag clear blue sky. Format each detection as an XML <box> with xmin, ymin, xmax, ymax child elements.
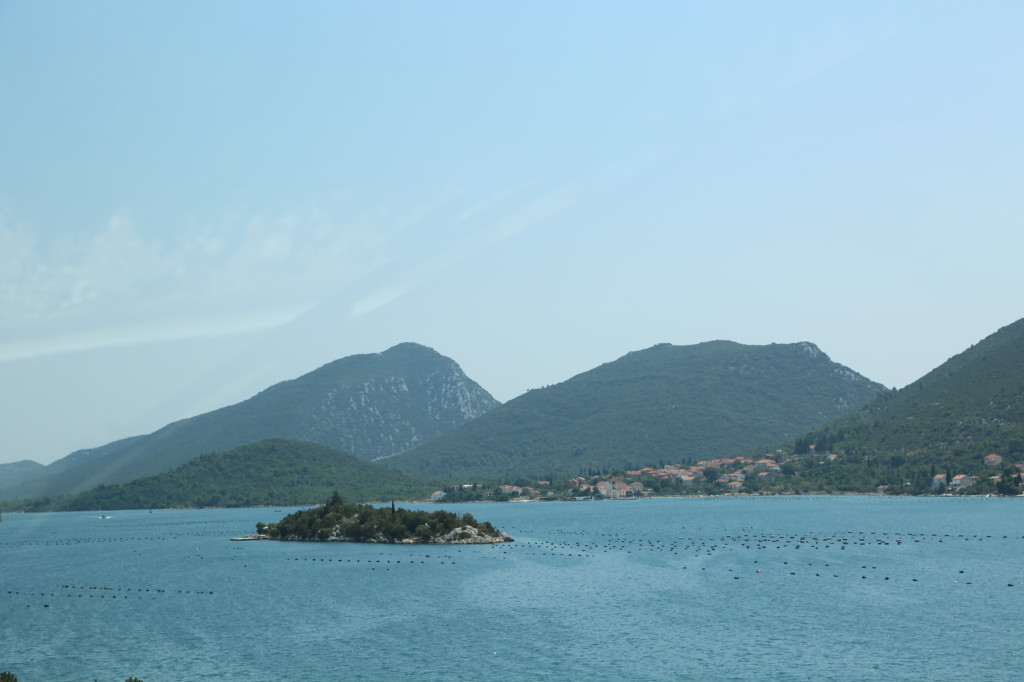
<box><xmin>1</xmin><ymin>1</ymin><xmax>1022</xmax><ymax>465</ymax></box>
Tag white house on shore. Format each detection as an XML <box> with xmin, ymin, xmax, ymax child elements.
<box><xmin>950</xmin><ymin>474</ymin><xmax>973</xmax><ymax>491</ymax></box>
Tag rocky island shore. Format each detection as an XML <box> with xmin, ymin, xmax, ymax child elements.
<box><xmin>253</xmin><ymin>492</ymin><xmax>513</xmax><ymax>544</ymax></box>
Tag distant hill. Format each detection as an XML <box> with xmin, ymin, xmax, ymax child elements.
<box><xmin>0</xmin><ymin>460</ymin><xmax>46</xmax><ymax>489</ymax></box>
<box><xmin>382</xmin><ymin>341</ymin><xmax>886</xmax><ymax>481</ymax></box>
<box><xmin>14</xmin><ymin>439</ymin><xmax>434</xmax><ymax>512</ymax></box>
<box><xmin>1</xmin><ymin>343</ymin><xmax>497</xmax><ymax>502</ymax></box>
<box><xmin>784</xmin><ymin>316</ymin><xmax>1024</xmax><ymax>491</ymax></box>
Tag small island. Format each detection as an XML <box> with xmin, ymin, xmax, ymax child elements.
<box><xmin>253</xmin><ymin>492</ymin><xmax>513</xmax><ymax>544</ymax></box>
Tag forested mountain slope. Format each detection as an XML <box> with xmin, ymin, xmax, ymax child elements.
<box><xmin>13</xmin><ymin>439</ymin><xmax>433</xmax><ymax>511</ymax></box>
<box><xmin>384</xmin><ymin>341</ymin><xmax>885</xmax><ymax>481</ymax></box>
<box><xmin>785</xmin><ymin>316</ymin><xmax>1024</xmax><ymax>491</ymax></box>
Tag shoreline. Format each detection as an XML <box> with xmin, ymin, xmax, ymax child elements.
<box><xmin>5</xmin><ymin>491</ymin><xmax>1019</xmax><ymax>516</ymax></box>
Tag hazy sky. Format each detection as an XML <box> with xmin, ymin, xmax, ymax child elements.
<box><xmin>2</xmin><ymin>2</ymin><xmax>1022</xmax><ymax>466</ymax></box>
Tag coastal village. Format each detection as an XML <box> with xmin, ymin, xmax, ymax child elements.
<box><xmin>433</xmin><ymin>449</ymin><xmax>1024</xmax><ymax>502</ymax></box>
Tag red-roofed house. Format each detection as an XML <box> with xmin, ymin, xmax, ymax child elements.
<box><xmin>984</xmin><ymin>454</ymin><xmax>1003</xmax><ymax>467</ymax></box>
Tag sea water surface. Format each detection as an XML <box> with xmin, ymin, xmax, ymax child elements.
<box><xmin>2</xmin><ymin>496</ymin><xmax>1022</xmax><ymax>681</ymax></box>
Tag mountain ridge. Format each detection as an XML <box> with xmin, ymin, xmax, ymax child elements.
<box><xmin>0</xmin><ymin>343</ymin><xmax>498</xmax><ymax>502</ymax></box>
<box><xmin>382</xmin><ymin>340</ymin><xmax>886</xmax><ymax>481</ymax></box>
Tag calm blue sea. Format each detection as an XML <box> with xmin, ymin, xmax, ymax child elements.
<box><xmin>2</xmin><ymin>496</ymin><xmax>1022</xmax><ymax>681</ymax></box>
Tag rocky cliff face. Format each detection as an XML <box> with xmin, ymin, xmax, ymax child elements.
<box><xmin>433</xmin><ymin>525</ymin><xmax>514</xmax><ymax>544</ymax></box>
<box><xmin>298</xmin><ymin>349</ymin><xmax>500</xmax><ymax>457</ymax></box>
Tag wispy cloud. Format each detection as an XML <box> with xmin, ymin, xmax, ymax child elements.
<box><xmin>349</xmin><ymin>186</ymin><xmax>578</xmax><ymax>317</ymax></box>
<box><xmin>0</xmin><ymin>205</ymin><xmax>390</xmax><ymax>363</ymax></box>
<box><xmin>451</xmin><ymin>184</ymin><xmax>530</xmax><ymax>225</ymax></box>
<box><xmin>0</xmin><ymin>303</ymin><xmax>317</xmax><ymax>364</ymax></box>
<box><xmin>345</xmin><ymin>143</ymin><xmax>672</xmax><ymax>320</ymax></box>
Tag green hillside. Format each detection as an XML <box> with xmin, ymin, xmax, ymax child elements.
<box><xmin>2</xmin><ymin>343</ymin><xmax>497</xmax><ymax>502</ymax></box>
<box><xmin>383</xmin><ymin>340</ymin><xmax>885</xmax><ymax>481</ymax></box>
<box><xmin>780</xmin><ymin>317</ymin><xmax>1024</xmax><ymax>492</ymax></box>
<box><xmin>0</xmin><ymin>460</ymin><xmax>45</xmax><ymax>488</ymax></box>
<box><xmin>12</xmin><ymin>439</ymin><xmax>433</xmax><ymax>512</ymax></box>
